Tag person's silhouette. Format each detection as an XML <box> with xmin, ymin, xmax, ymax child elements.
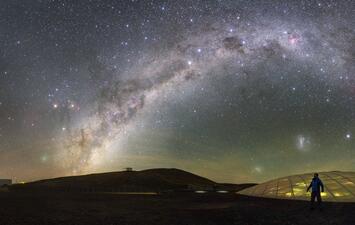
<box><xmin>306</xmin><ymin>173</ymin><xmax>324</xmax><ymax>210</ymax></box>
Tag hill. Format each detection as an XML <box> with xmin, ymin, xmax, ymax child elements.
<box><xmin>10</xmin><ymin>168</ymin><xmax>255</xmax><ymax>193</ymax></box>
<box><xmin>9</xmin><ymin>168</ymin><xmax>218</xmax><ymax>192</ymax></box>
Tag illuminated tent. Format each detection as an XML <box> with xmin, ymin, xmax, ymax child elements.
<box><xmin>238</xmin><ymin>171</ymin><xmax>355</xmax><ymax>202</ymax></box>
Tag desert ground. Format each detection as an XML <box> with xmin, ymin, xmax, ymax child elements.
<box><xmin>0</xmin><ymin>191</ymin><xmax>354</xmax><ymax>225</ymax></box>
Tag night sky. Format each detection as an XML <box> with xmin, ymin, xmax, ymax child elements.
<box><xmin>0</xmin><ymin>0</ymin><xmax>354</xmax><ymax>183</ymax></box>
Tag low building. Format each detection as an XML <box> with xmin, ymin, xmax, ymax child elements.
<box><xmin>124</xmin><ymin>167</ymin><xmax>133</xmax><ymax>172</ymax></box>
<box><xmin>0</xmin><ymin>179</ymin><xmax>12</xmax><ymax>187</ymax></box>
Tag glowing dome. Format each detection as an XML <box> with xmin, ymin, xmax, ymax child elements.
<box><xmin>238</xmin><ymin>171</ymin><xmax>355</xmax><ymax>202</ymax></box>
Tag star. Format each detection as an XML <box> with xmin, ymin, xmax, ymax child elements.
<box><xmin>345</xmin><ymin>133</ymin><xmax>351</xmax><ymax>140</ymax></box>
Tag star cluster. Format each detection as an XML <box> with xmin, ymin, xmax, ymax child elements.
<box><xmin>0</xmin><ymin>0</ymin><xmax>354</xmax><ymax>183</ymax></box>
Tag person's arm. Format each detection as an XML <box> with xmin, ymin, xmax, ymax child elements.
<box><xmin>307</xmin><ymin>181</ymin><xmax>312</xmax><ymax>192</ymax></box>
<box><xmin>319</xmin><ymin>180</ymin><xmax>324</xmax><ymax>192</ymax></box>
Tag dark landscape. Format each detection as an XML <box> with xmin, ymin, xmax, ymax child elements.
<box><xmin>1</xmin><ymin>169</ymin><xmax>355</xmax><ymax>225</ymax></box>
<box><xmin>1</xmin><ymin>191</ymin><xmax>355</xmax><ymax>225</ymax></box>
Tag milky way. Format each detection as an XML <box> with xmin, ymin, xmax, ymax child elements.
<box><xmin>0</xmin><ymin>1</ymin><xmax>354</xmax><ymax>183</ymax></box>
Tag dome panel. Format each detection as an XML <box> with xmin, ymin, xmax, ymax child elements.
<box><xmin>238</xmin><ymin>171</ymin><xmax>355</xmax><ymax>202</ymax></box>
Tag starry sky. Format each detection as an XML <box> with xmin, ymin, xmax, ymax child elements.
<box><xmin>0</xmin><ymin>0</ymin><xmax>354</xmax><ymax>183</ymax></box>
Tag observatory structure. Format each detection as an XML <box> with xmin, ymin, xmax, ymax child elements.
<box><xmin>238</xmin><ymin>171</ymin><xmax>355</xmax><ymax>202</ymax></box>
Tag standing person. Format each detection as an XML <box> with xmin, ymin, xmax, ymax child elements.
<box><xmin>306</xmin><ymin>173</ymin><xmax>324</xmax><ymax>210</ymax></box>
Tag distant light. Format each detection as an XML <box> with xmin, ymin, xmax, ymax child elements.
<box><xmin>41</xmin><ymin>155</ymin><xmax>48</xmax><ymax>162</ymax></box>
<box><xmin>296</xmin><ymin>134</ymin><xmax>311</xmax><ymax>151</ymax></box>
<box><xmin>187</xmin><ymin>60</ymin><xmax>192</xmax><ymax>65</ymax></box>
<box><xmin>333</xmin><ymin>192</ymin><xmax>343</xmax><ymax>197</ymax></box>
<box><xmin>217</xmin><ymin>190</ymin><xmax>229</xmax><ymax>193</ymax></box>
<box><xmin>53</xmin><ymin>104</ymin><xmax>58</xmax><ymax>109</ymax></box>
<box><xmin>298</xmin><ymin>135</ymin><xmax>305</xmax><ymax>148</ymax></box>
<box><xmin>321</xmin><ymin>192</ymin><xmax>327</xmax><ymax>197</ymax></box>
<box><xmin>195</xmin><ymin>190</ymin><xmax>207</xmax><ymax>194</ymax></box>
<box><xmin>345</xmin><ymin>133</ymin><xmax>351</xmax><ymax>139</ymax></box>
<box><xmin>254</xmin><ymin>166</ymin><xmax>262</xmax><ymax>173</ymax></box>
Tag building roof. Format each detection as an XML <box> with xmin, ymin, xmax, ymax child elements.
<box><xmin>238</xmin><ymin>171</ymin><xmax>355</xmax><ymax>202</ymax></box>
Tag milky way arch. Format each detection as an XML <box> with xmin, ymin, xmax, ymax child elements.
<box><xmin>57</xmin><ymin>16</ymin><xmax>353</xmax><ymax>174</ymax></box>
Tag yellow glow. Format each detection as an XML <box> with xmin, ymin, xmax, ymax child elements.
<box><xmin>295</xmin><ymin>182</ymin><xmax>307</xmax><ymax>187</ymax></box>
<box><xmin>293</xmin><ymin>188</ymin><xmax>304</xmax><ymax>193</ymax></box>
<box><xmin>333</xmin><ymin>192</ymin><xmax>343</xmax><ymax>197</ymax></box>
<box><xmin>238</xmin><ymin>172</ymin><xmax>355</xmax><ymax>202</ymax></box>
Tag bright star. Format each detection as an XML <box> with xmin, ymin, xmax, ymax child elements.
<box><xmin>345</xmin><ymin>133</ymin><xmax>351</xmax><ymax>139</ymax></box>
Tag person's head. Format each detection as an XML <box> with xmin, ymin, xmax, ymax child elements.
<box><xmin>314</xmin><ymin>173</ymin><xmax>319</xmax><ymax>178</ymax></box>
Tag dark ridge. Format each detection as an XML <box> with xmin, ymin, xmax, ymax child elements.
<box><xmin>9</xmin><ymin>168</ymin><xmax>255</xmax><ymax>193</ymax></box>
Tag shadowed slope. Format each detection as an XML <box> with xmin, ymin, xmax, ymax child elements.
<box><xmin>10</xmin><ymin>168</ymin><xmax>221</xmax><ymax>192</ymax></box>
